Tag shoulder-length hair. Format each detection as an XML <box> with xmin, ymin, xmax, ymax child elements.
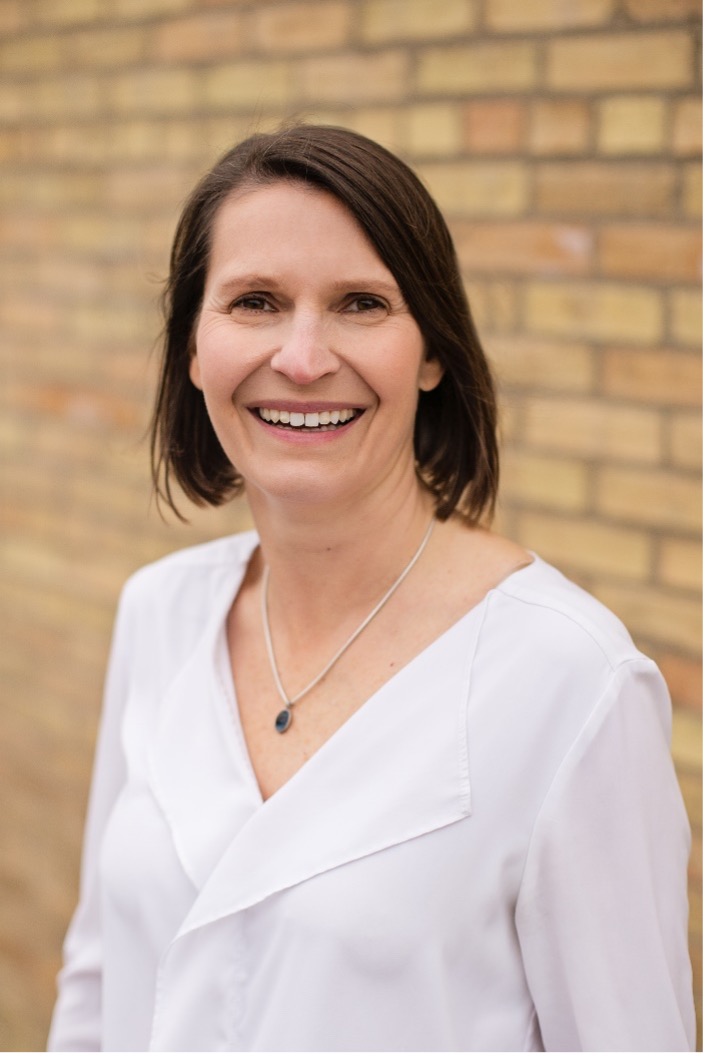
<box><xmin>151</xmin><ymin>124</ymin><xmax>498</xmax><ymax>524</ymax></box>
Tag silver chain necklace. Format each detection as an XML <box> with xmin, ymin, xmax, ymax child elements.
<box><xmin>261</xmin><ymin>518</ymin><xmax>435</xmax><ymax>733</ymax></box>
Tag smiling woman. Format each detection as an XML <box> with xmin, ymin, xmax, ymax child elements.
<box><xmin>47</xmin><ymin>125</ymin><xmax>695</xmax><ymax>1053</ymax></box>
<box><xmin>188</xmin><ymin>181</ymin><xmax>441</xmax><ymax>517</ymax></box>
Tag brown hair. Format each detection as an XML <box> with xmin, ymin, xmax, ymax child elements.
<box><xmin>151</xmin><ymin>124</ymin><xmax>498</xmax><ymax>523</ymax></box>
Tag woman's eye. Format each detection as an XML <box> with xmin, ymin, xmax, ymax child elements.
<box><xmin>346</xmin><ymin>295</ymin><xmax>387</xmax><ymax>313</ymax></box>
<box><xmin>231</xmin><ymin>294</ymin><xmax>273</xmax><ymax>313</ymax></box>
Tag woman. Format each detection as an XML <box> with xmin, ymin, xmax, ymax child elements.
<box><xmin>48</xmin><ymin>125</ymin><xmax>694</xmax><ymax>1051</ymax></box>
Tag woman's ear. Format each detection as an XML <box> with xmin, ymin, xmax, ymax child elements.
<box><xmin>418</xmin><ymin>355</ymin><xmax>444</xmax><ymax>393</ymax></box>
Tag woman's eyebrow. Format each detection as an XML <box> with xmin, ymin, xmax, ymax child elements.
<box><xmin>209</xmin><ymin>273</ymin><xmax>278</xmax><ymax>296</ymax></box>
<box><xmin>210</xmin><ymin>273</ymin><xmax>402</xmax><ymax>297</ymax></box>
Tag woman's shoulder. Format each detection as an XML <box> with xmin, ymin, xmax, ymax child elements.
<box><xmin>119</xmin><ymin>529</ymin><xmax>259</xmax><ymax>614</ymax></box>
<box><xmin>489</xmin><ymin>553</ymin><xmax>649</xmax><ymax>674</ymax></box>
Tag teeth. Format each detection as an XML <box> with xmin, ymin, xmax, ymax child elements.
<box><xmin>258</xmin><ymin>408</ymin><xmax>356</xmax><ymax>429</ymax></box>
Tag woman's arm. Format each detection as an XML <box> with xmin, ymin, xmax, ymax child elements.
<box><xmin>516</xmin><ymin>658</ymin><xmax>695</xmax><ymax>1052</ymax></box>
<box><xmin>47</xmin><ymin>585</ymin><xmax>134</xmax><ymax>1052</ymax></box>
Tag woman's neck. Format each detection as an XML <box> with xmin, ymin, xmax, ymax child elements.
<box><xmin>246</xmin><ymin>478</ymin><xmax>437</xmax><ymax>640</ymax></box>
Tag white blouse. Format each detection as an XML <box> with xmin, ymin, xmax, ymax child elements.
<box><xmin>48</xmin><ymin>531</ymin><xmax>695</xmax><ymax>1052</ymax></box>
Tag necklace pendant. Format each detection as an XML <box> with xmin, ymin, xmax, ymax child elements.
<box><xmin>275</xmin><ymin>707</ymin><xmax>292</xmax><ymax>733</ymax></box>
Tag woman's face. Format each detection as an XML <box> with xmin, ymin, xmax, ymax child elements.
<box><xmin>190</xmin><ymin>181</ymin><xmax>443</xmax><ymax>513</ymax></box>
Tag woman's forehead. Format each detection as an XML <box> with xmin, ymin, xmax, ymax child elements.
<box><xmin>205</xmin><ymin>181</ymin><xmax>396</xmax><ymax>289</ymax></box>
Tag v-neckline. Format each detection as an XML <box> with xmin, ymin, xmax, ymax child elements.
<box><xmin>213</xmin><ymin>540</ymin><xmax>538</xmax><ymax>806</ymax></box>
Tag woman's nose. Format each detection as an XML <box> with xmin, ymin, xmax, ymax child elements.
<box><xmin>269</xmin><ymin>315</ymin><xmax>340</xmax><ymax>386</ymax></box>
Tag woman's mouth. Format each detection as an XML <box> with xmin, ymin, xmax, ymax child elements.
<box><xmin>255</xmin><ymin>407</ymin><xmax>361</xmax><ymax>432</ymax></box>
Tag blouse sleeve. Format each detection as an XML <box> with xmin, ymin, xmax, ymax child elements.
<box><xmin>47</xmin><ymin>583</ymin><xmax>135</xmax><ymax>1052</ymax></box>
<box><xmin>515</xmin><ymin>658</ymin><xmax>695</xmax><ymax>1052</ymax></box>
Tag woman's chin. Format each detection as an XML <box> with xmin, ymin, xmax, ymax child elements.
<box><xmin>243</xmin><ymin>470</ymin><xmax>360</xmax><ymax>514</ymax></box>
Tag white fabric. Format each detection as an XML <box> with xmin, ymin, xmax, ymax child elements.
<box><xmin>48</xmin><ymin>531</ymin><xmax>695</xmax><ymax>1052</ymax></box>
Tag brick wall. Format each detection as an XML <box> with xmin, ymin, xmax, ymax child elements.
<box><xmin>0</xmin><ymin>0</ymin><xmax>701</xmax><ymax>1047</ymax></box>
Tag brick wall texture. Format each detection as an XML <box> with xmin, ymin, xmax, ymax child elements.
<box><xmin>0</xmin><ymin>0</ymin><xmax>701</xmax><ymax>1048</ymax></box>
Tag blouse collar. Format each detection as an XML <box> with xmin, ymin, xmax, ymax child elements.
<box><xmin>147</xmin><ymin>531</ymin><xmax>480</xmax><ymax>940</ymax></box>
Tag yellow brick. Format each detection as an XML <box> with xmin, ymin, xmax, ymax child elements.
<box><xmin>492</xmin><ymin>504</ymin><xmax>512</xmax><ymax>537</ymax></box>
<box><xmin>670</xmin><ymin>288</ymin><xmax>702</xmax><ymax>346</ymax></box>
<box><xmin>102</xmin><ymin>165</ymin><xmax>189</xmax><ymax>210</ymax></box>
<box><xmin>151</xmin><ymin>12</ymin><xmax>244</xmax><ymax>62</ymax></box>
<box><xmin>0</xmin><ymin>128</ymin><xmax>21</xmax><ymax>162</ymax></box>
<box><xmin>659</xmin><ymin>538</ymin><xmax>702</xmax><ymax>592</ymax></box>
<box><xmin>34</xmin><ymin>0</ymin><xmax>105</xmax><ymax>24</ymax></box>
<box><xmin>362</xmin><ymin>0</ymin><xmax>477</xmax><ymax>41</ymax></box>
<box><xmin>502</xmin><ymin>451</ymin><xmax>590</xmax><ymax>511</ymax></box>
<box><xmin>111</xmin><ymin>0</ymin><xmax>191</xmax><ymax>15</ymax></box>
<box><xmin>528</xmin><ymin>100</ymin><xmax>590</xmax><ymax>155</ymax></box>
<box><xmin>672</xmin><ymin>713</ymin><xmax>703</xmax><ymax>775</ymax></box>
<box><xmin>29</xmin><ymin>76</ymin><xmax>105</xmax><ymax>120</ymax></box>
<box><xmin>346</xmin><ymin>108</ymin><xmax>402</xmax><ymax>153</ymax></box>
<box><xmin>68</xmin><ymin>26</ymin><xmax>145</xmax><ymax>68</ymax></box>
<box><xmin>108</xmin><ymin>68</ymin><xmax>200</xmax><ymax>115</ymax></box>
<box><xmin>598</xmin><ymin>224</ymin><xmax>702</xmax><ymax>283</ymax></box>
<box><xmin>498</xmin><ymin>402</ymin><xmax>521</xmax><ymax>444</ymax></box>
<box><xmin>525</xmin><ymin>396</ymin><xmax>661</xmax><ymax>462</ymax></box>
<box><xmin>162</xmin><ymin>119</ymin><xmax>218</xmax><ymax>163</ymax></box>
<box><xmin>272</xmin><ymin>108</ymin><xmax>346</xmax><ymax>131</ymax></box>
<box><xmin>0</xmin><ymin>83</ymin><xmax>28</xmax><ymax>121</ymax></box>
<box><xmin>404</xmin><ymin>104</ymin><xmax>463</xmax><ymax>157</ymax></box>
<box><xmin>673</xmin><ymin>97</ymin><xmax>703</xmax><ymax>156</ymax></box>
<box><xmin>18</xmin><ymin>172</ymin><xmax>102</xmax><ymax>211</ymax></box>
<box><xmin>417</xmin><ymin>42</ymin><xmax>537</xmax><ymax>94</ymax></box>
<box><xmin>0</xmin><ymin>34</ymin><xmax>64</xmax><ymax>73</ymax></box>
<box><xmin>488</xmin><ymin>335</ymin><xmax>594</xmax><ymax>391</ymax></box>
<box><xmin>597</xmin><ymin>467</ymin><xmax>701</xmax><ymax>531</ymax></box>
<box><xmin>253</xmin><ymin>1</ymin><xmax>351</xmax><ymax>53</ymax></box>
<box><xmin>464</xmin><ymin>280</ymin><xmax>518</xmax><ymax>333</ymax></box>
<box><xmin>464</xmin><ymin>280</ymin><xmax>491</xmax><ymax>332</ymax></box>
<box><xmin>56</xmin><ymin>213</ymin><xmax>144</xmax><ymax>258</ymax></box>
<box><xmin>595</xmin><ymin>581</ymin><xmax>701</xmax><ymax>654</ymax></box>
<box><xmin>453</xmin><ymin>220</ymin><xmax>592</xmax><ymax>276</ymax></box>
<box><xmin>419</xmin><ymin>161</ymin><xmax>528</xmax><ymax>217</ymax></box>
<box><xmin>204</xmin><ymin>60</ymin><xmax>291</xmax><ymax>109</ymax></box>
<box><xmin>140</xmin><ymin>212</ymin><xmax>183</xmax><ymax>260</ymax></box>
<box><xmin>536</xmin><ymin>162</ymin><xmax>676</xmax><ymax>216</ymax></box>
<box><xmin>105</xmin><ymin>119</ymin><xmax>163</xmax><ymax>162</ymax></box>
<box><xmin>300</xmin><ymin>50</ymin><xmax>408</xmax><ymax>104</ymax></box>
<box><xmin>670</xmin><ymin>412</ymin><xmax>702</xmax><ymax>471</ymax></box>
<box><xmin>463</xmin><ymin>100</ymin><xmax>526</xmax><ymax>154</ymax></box>
<box><xmin>602</xmin><ymin>348</ymin><xmax>701</xmax><ymax>407</ymax></box>
<box><xmin>487</xmin><ymin>0</ymin><xmax>613</xmax><ymax>30</ymax></box>
<box><xmin>624</xmin><ymin>0</ymin><xmax>701</xmax><ymax>21</ymax></box>
<box><xmin>548</xmin><ymin>30</ymin><xmax>693</xmax><ymax>91</ymax></box>
<box><xmin>598</xmin><ymin>96</ymin><xmax>666</xmax><ymax>154</ymax></box>
<box><xmin>486</xmin><ymin>281</ymin><xmax>518</xmax><ymax>332</ymax></box>
<box><xmin>682</xmin><ymin>163</ymin><xmax>702</xmax><ymax>219</ymax></box>
<box><xmin>526</xmin><ymin>281</ymin><xmax>664</xmax><ymax>344</ymax></box>
<box><xmin>0</xmin><ymin>1</ymin><xmax>26</xmax><ymax>32</ymax></box>
<box><xmin>657</xmin><ymin>651</ymin><xmax>703</xmax><ymax>712</ymax></box>
<box><xmin>40</xmin><ymin>122</ymin><xmax>107</xmax><ymax>164</ymax></box>
<box><xmin>517</xmin><ymin>512</ymin><xmax>652</xmax><ymax>580</ymax></box>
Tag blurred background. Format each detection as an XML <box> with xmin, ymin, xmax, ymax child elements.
<box><xmin>0</xmin><ymin>0</ymin><xmax>701</xmax><ymax>1049</ymax></box>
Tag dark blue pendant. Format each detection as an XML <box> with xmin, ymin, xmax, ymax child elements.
<box><xmin>275</xmin><ymin>708</ymin><xmax>292</xmax><ymax>733</ymax></box>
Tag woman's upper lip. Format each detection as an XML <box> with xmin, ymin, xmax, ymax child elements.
<box><xmin>246</xmin><ymin>400</ymin><xmax>365</xmax><ymax>412</ymax></box>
